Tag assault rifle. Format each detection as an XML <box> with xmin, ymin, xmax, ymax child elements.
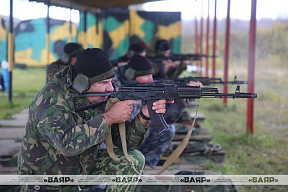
<box><xmin>154</xmin><ymin>76</ymin><xmax>248</xmax><ymax>86</ymax></box>
<box><xmin>72</xmin><ymin>83</ymin><xmax>257</xmax><ymax>133</ymax></box>
<box><xmin>148</xmin><ymin>53</ymin><xmax>217</xmax><ymax>63</ymax></box>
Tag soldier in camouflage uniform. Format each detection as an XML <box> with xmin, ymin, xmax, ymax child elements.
<box><xmin>146</xmin><ymin>38</ymin><xmax>191</xmax><ymax>79</ymax></box>
<box><xmin>113</xmin><ymin>54</ymin><xmax>188</xmax><ymax>168</ymax></box>
<box><xmin>18</xmin><ymin>48</ymin><xmax>168</xmax><ymax>192</ymax></box>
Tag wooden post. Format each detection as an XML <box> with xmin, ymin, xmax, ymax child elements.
<box><xmin>223</xmin><ymin>0</ymin><xmax>231</xmax><ymax>106</ymax></box>
<box><xmin>212</xmin><ymin>0</ymin><xmax>217</xmax><ymax>78</ymax></box>
<box><xmin>69</xmin><ymin>8</ymin><xmax>72</xmax><ymax>42</ymax></box>
<box><xmin>199</xmin><ymin>1</ymin><xmax>204</xmax><ymax>76</ymax></box>
<box><xmin>247</xmin><ymin>0</ymin><xmax>257</xmax><ymax>134</ymax></box>
<box><xmin>205</xmin><ymin>0</ymin><xmax>210</xmax><ymax>77</ymax></box>
<box><xmin>8</xmin><ymin>0</ymin><xmax>14</xmax><ymax>102</ymax></box>
<box><xmin>194</xmin><ymin>16</ymin><xmax>198</xmax><ymax>55</ymax></box>
<box><xmin>45</xmin><ymin>0</ymin><xmax>50</xmax><ymax>83</ymax></box>
<box><xmin>84</xmin><ymin>10</ymin><xmax>87</xmax><ymax>48</ymax></box>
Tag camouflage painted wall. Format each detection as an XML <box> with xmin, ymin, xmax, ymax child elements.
<box><xmin>1</xmin><ymin>8</ymin><xmax>181</xmax><ymax>67</ymax></box>
<box><xmin>0</xmin><ymin>16</ymin><xmax>8</xmax><ymax>62</ymax></box>
<box><xmin>102</xmin><ymin>7</ymin><xmax>130</xmax><ymax>59</ymax></box>
<box><xmin>78</xmin><ymin>8</ymin><xmax>181</xmax><ymax>60</ymax></box>
<box><xmin>129</xmin><ymin>10</ymin><xmax>181</xmax><ymax>54</ymax></box>
<box><xmin>78</xmin><ymin>11</ymin><xmax>102</xmax><ymax>50</ymax></box>
<box><xmin>78</xmin><ymin>7</ymin><xmax>130</xmax><ymax>60</ymax></box>
<box><xmin>14</xmin><ymin>18</ymin><xmax>78</xmax><ymax>67</ymax></box>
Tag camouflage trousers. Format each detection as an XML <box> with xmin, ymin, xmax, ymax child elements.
<box><xmin>138</xmin><ymin>124</ymin><xmax>175</xmax><ymax>168</ymax></box>
<box><xmin>20</xmin><ymin>148</ymin><xmax>145</xmax><ymax>192</ymax></box>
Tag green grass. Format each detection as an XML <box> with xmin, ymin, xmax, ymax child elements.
<box><xmin>0</xmin><ymin>67</ymin><xmax>46</xmax><ymax>119</ymax></box>
<box><xmin>185</xmin><ymin>58</ymin><xmax>288</xmax><ymax>191</ymax></box>
<box><xmin>12</xmin><ymin>67</ymin><xmax>46</xmax><ymax>93</ymax></box>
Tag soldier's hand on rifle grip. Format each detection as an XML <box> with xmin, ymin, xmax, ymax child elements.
<box><xmin>104</xmin><ymin>100</ymin><xmax>139</xmax><ymax>126</ymax></box>
<box><xmin>140</xmin><ymin>99</ymin><xmax>173</xmax><ymax>126</ymax></box>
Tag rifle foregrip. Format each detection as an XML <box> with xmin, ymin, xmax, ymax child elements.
<box><xmin>147</xmin><ymin>100</ymin><xmax>169</xmax><ymax>134</ymax></box>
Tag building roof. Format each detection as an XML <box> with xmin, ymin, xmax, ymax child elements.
<box><xmin>29</xmin><ymin>0</ymin><xmax>164</xmax><ymax>12</ymax></box>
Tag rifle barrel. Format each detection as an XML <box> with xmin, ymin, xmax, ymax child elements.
<box><xmin>201</xmin><ymin>92</ymin><xmax>257</xmax><ymax>98</ymax></box>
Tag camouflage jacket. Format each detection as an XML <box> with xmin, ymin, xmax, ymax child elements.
<box><xmin>18</xmin><ymin>65</ymin><xmax>148</xmax><ymax>177</ymax></box>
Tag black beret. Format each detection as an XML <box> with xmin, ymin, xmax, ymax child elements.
<box><xmin>127</xmin><ymin>55</ymin><xmax>154</xmax><ymax>78</ymax></box>
<box><xmin>155</xmin><ymin>40</ymin><xmax>170</xmax><ymax>51</ymax></box>
<box><xmin>117</xmin><ymin>55</ymin><xmax>129</xmax><ymax>63</ymax></box>
<box><xmin>128</xmin><ymin>43</ymin><xmax>146</xmax><ymax>54</ymax></box>
<box><xmin>63</xmin><ymin>43</ymin><xmax>83</xmax><ymax>57</ymax></box>
<box><xmin>73</xmin><ymin>48</ymin><xmax>115</xmax><ymax>83</ymax></box>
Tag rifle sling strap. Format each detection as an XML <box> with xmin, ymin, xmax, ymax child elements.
<box><xmin>154</xmin><ymin>99</ymin><xmax>200</xmax><ymax>175</ymax></box>
<box><xmin>104</xmin><ymin>98</ymin><xmax>200</xmax><ymax>176</ymax></box>
<box><xmin>104</xmin><ymin>98</ymin><xmax>140</xmax><ymax>175</ymax></box>
<box><xmin>104</xmin><ymin>98</ymin><xmax>121</xmax><ymax>162</ymax></box>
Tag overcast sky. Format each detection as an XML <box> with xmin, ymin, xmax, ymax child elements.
<box><xmin>0</xmin><ymin>0</ymin><xmax>288</xmax><ymax>23</ymax></box>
